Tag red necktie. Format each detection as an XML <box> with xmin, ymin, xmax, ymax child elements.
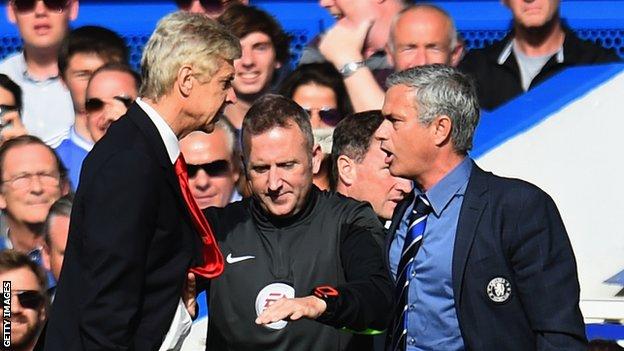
<box><xmin>174</xmin><ymin>154</ymin><xmax>224</xmax><ymax>279</ymax></box>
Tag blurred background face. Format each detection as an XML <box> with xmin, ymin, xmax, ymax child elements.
<box><xmin>45</xmin><ymin>214</ymin><xmax>69</xmax><ymax>280</ymax></box>
<box><xmin>233</xmin><ymin>31</ymin><xmax>281</xmax><ymax>97</ymax></box>
<box><xmin>292</xmin><ymin>83</ymin><xmax>340</xmax><ymax>130</ymax></box>
<box><xmin>390</xmin><ymin>8</ymin><xmax>458</xmax><ymax>70</ymax></box>
<box><xmin>504</xmin><ymin>0</ymin><xmax>560</xmax><ymax>29</ymax></box>
<box><xmin>63</xmin><ymin>53</ymin><xmax>105</xmax><ymax>114</ymax></box>
<box><xmin>0</xmin><ymin>86</ymin><xmax>20</xmax><ymax>124</ymax></box>
<box><xmin>0</xmin><ymin>144</ymin><xmax>64</xmax><ymax>224</ymax></box>
<box><xmin>349</xmin><ymin>130</ymin><xmax>412</xmax><ymax>219</ymax></box>
<box><xmin>85</xmin><ymin>70</ymin><xmax>137</xmax><ymax>142</ymax></box>
<box><xmin>179</xmin><ymin>129</ymin><xmax>239</xmax><ymax>209</ymax></box>
<box><xmin>176</xmin><ymin>0</ymin><xmax>248</xmax><ymax>18</ymax></box>
<box><xmin>245</xmin><ymin>125</ymin><xmax>317</xmax><ymax>218</ymax></box>
<box><xmin>8</xmin><ymin>0</ymin><xmax>78</xmax><ymax>51</ymax></box>
<box><xmin>0</xmin><ymin>267</ymin><xmax>46</xmax><ymax>350</ymax></box>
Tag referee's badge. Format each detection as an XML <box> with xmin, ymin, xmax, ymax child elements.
<box><xmin>486</xmin><ymin>277</ymin><xmax>511</xmax><ymax>303</ymax></box>
<box><xmin>255</xmin><ymin>282</ymin><xmax>295</xmax><ymax>330</ymax></box>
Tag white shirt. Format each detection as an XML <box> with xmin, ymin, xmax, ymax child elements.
<box><xmin>135</xmin><ymin>98</ymin><xmax>192</xmax><ymax>351</ymax></box>
<box><xmin>0</xmin><ymin>52</ymin><xmax>74</xmax><ymax>147</ymax></box>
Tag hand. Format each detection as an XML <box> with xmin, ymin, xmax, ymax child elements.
<box><xmin>319</xmin><ymin>20</ymin><xmax>372</xmax><ymax>68</ymax></box>
<box><xmin>182</xmin><ymin>272</ymin><xmax>197</xmax><ymax>319</ymax></box>
<box><xmin>0</xmin><ymin>111</ymin><xmax>27</xmax><ymax>144</ymax></box>
<box><xmin>255</xmin><ymin>296</ymin><xmax>327</xmax><ymax>325</ymax></box>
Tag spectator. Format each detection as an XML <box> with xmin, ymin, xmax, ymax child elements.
<box><xmin>204</xmin><ymin>94</ymin><xmax>393</xmax><ymax>350</ymax></box>
<box><xmin>218</xmin><ymin>4</ymin><xmax>291</xmax><ymax>129</ymax></box>
<box><xmin>175</xmin><ymin>0</ymin><xmax>248</xmax><ymax>18</ymax></box>
<box><xmin>302</xmin><ymin>0</ymin><xmax>407</xmax><ymax>112</ymax></box>
<box><xmin>42</xmin><ymin>195</ymin><xmax>72</xmax><ymax>282</ymax></box>
<box><xmin>460</xmin><ymin>0</ymin><xmax>621</xmax><ymax>110</ymax></box>
<box><xmin>0</xmin><ymin>135</ymin><xmax>69</xmax><ymax>256</ymax></box>
<box><xmin>379</xmin><ymin>65</ymin><xmax>585</xmax><ymax>350</ymax></box>
<box><xmin>179</xmin><ymin>119</ymin><xmax>242</xmax><ymax>209</ymax></box>
<box><xmin>387</xmin><ymin>4</ymin><xmax>464</xmax><ymax>71</ymax></box>
<box><xmin>55</xmin><ymin>27</ymin><xmax>129</xmax><ymax>191</ymax></box>
<box><xmin>84</xmin><ymin>63</ymin><xmax>140</xmax><ymax>144</ymax></box>
<box><xmin>0</xmin><ymin>74</ymin><xmax>28</xmax><ymax>143</ymax></box>
<box><xmin>331</xmin><ymin>110</ymin><xmax>412</xmax><ymax>221</ymax></box>
<box><xmin>280</xmin><ymin>62</ymin><xmax>352</xmax><ymax>190</ymax></box>
<box><xmin>0</xmin><ymin>0</ymin><xmax>79</xmax><ymax>147</ymax></box>
<box><xmin>0</xmin><ymin>250</ymin><xmax>49</xmax><ymax>351</ymax></box>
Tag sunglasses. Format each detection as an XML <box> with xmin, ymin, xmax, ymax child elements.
<box><xmin>85</xmin><ymin>96</ymin><xmax>134</xmax><ymax>114</ymax></box>
<box><xmin>0</xmin><ymin>104</ymin><xmax>18</xmax><ymax>119</ymax></box>
<box><xmin>303</xmin><ymin>107</ymin><xmax>343</xmax><ymax>127</ymax></box>
<box><xmin>175</xmin><ymin>0</ymin><xmax>237</xmax><ymax>11</ymax></box>
<box><xmin>12</xmin><ymin>290</ymin><xmax>45</xmax><ymax>310</ymax></box>
<box><xmin>10</xmin><ymin>0</ymin><xmax>69</xmax><ymax>13</ymax></box>
<box><xmin>187</xmin><ymin>160</ymin><xmax>230</xmax><ymax>178</ymax></box>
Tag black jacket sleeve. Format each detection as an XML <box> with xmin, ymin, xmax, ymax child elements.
<box><xmin>317</xmin><ymin>203</ymin><xmax>394</xmax><ymax>331</ymax></box>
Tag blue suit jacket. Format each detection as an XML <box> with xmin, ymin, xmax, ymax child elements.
<box><xmin>385</xmin><ymin>161</ymin><xmax>586</xmax><ymax>350</ymax></box>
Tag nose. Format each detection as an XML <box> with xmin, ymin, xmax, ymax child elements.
<box><xmin>226</xmin><ymin>86</ymin><xmax>237</xmax><ymax>104</ymax></box>
<box><xmin>407</xmin><ymin>50</ymin><xmax>427</xmax><ymax>69</ymax></box>
<box><xmin>240</xmin><ymin>47</ymin><xmax>254</xmax><ymax>67</ymax></box>
<box><xmin>394</xmin><ymin>177</ymin><xmax>413</xmax><ymax>195</ymax></box>
<box><xmin>192</xmin><ymin>169</ymin><xmax>211</xmax><ymax>190</ymax></box>
<box><xmin>11</xmin><ymin>294</ymin><xmax>24</xmax><ymax>314</ymax></box>
<box><xmin>267</xmin><ymin>166</ymin><xmax>282</xmax><ymax>192</ymax></box>
<box><xmin>29</xmin><ymin>175</ymin><xmax>44</xmax><ymax>194</ymax></box>
<box><xmin>34</xmin><ymin>0</ymin><xmax>48</xmax><ymax>15</ymax></box>
<box><xmin>376</xmin><ymin>119</ymin><xmax>392</xmax><ymax>140</ymax></box>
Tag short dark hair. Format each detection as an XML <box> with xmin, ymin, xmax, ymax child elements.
<box><xmin>0</xmin><ymin>74</ymin><xmax>23</xmax><ymax>113</ymax></box>
<box><xmin>89</xmin><ymin>63</ymin><xmax>142</xmax><ymax>92</ymax></box>
<box><xmin>241</xmin><ymin>94</ymin><xmax>313</xmax><ymax>163</ymax></box>
<box><xmin>58</xmin><ymin>25</ymin><xmax>129</xmax><ymax>78</ymax></box>
<box><xmin>279</xmin><ymin>63</ymin><xmax>353</xmax><ymax>120</ymax></box>
<box><xmin>330</xmin><ymin>110</ymin><xmax>385</xmax><ymax>190</ymax></box>
<box><xmin>43</xmin><ymin>194</ymin><xmax>73</xmax><ymax>247</ymax></box>
<box><xmin>0</xmin><ymin>250</ymin><xmax>48</xmax><ymax>292</ymax></box>
<box><xmin>0</xmin><ymin>135</ymin><xmax>68</xmax><ymax>183</ymax></box>
<box><xmin>218</xmin><ymin>4</ymin><xmax>291</xmax><ymax>65</ymax></box>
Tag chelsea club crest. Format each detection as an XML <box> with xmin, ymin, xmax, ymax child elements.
<box><xmin>486</xmin><ymin>277</ymin><xmax>511</xmax><ymax>303</ymax></box>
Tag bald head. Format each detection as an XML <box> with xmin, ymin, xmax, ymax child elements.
<box><xmin>388</xmin><ymin>5</ymin><xmax>463</xmax><ymax>71</ymax></box>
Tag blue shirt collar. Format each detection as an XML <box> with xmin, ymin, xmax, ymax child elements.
<box><xmin>415</xmin><ymin>157</ymin><xmax>472</xmax><ymax>216</ymax></box>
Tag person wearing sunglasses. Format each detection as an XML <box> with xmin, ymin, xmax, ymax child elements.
<box><xmin>56</xmin><ymin>63</ymin><xmax>139</xmax><ymax>191</ymax></box>
<box><xmin>0</xmin><ymin>0</ymin><xmax>79</xmax><ymax>148</ymax></box>
<box><xmin>54</xmin><ymin>27</ymin><xmax>130</xmax><ymax>192</ymax></box>
<box><xmin>179</xmin><ymin>119</ymin><xmax>241</xmax><ymax>210</ymax></box>
<box><xmin>0</xmin><ymin>74</ymin><xmax>28</xmax><ymax>145</ymax></box>
<box><xmin>280</xmin><ymin>62</ymin><xmax>353</xmax><ymax>190</ymax></box>
<box><xmin>175</xmin><ymin>0</ymin><xmax>248</xmax><ymax>18</ymax></box>
<box><xmin>0</xmin><ymin>250</ymin><xmax>49</xmax><ymax>351</ymax></box>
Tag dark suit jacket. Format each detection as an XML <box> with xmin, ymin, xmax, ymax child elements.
<box><xmin>42</xmin><ymin>104</ymin><xmax>203</xmax><ymax>350</ymax></box>
<box><xmin>385</xmin><ymin>161</ymin><xmax>586</xmax><ymax>350</ymax></box>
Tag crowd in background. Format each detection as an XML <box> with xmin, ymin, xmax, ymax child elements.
<box><xmin>0</xmin><ymin>0</ymin><xmax>621</xmax><ymax>350</ymax></box>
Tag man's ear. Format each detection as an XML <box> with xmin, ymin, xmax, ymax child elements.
<box><xmin>0</xmin><ymin>191</ymin><xmax>7</xmax><ymax>210</ymax></box>
<box><xmin>385</xmin><ymin>43</ymin><xmax>395</xmax><ymax>67</ymax></box>
<box><xmin>61</xmin><ymin>179</ymin><xmax>70</xmax><ymax>196</ymax></box>
<box><xmin>311</xmin><ymin>144</ymin><xmax>323</xmax><ymax>175</ymax></box>
<box><xmin>177</xmin><ymin>65</ymin><xmax>194</xmax><ymax>98</ymax></box>
<box><xmin>432</xmin><ymin>115</ymin><xmax>452</xmax><ymax>147</ymax></box>
<box><xmin>68</xmin><ymin>0</ymin><xmax>79</xmax><ymax>21</ymax></box>
<box><xmin>336</xmin><ymin>155</ymin><xmax>356</xmax><ymax>187</ymax></box>
<box><xmin>7</xmin><ymin>3</ymin><xmax>16</xmax><ymax>24</ymax></box>
<box><xmin>450</xmin><ymin>41</ymin><xmax>465</xmax><ymax>67</ymax></box>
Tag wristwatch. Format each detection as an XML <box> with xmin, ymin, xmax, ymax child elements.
<box><xmin>339</xmin><ymin>61</ymin><xmax>365</xmax><ymax>78</ymax></box>
<box><xmin>312</xmin><ymin>285</ymin><xmax>340</xmax><ymax>317</ymax></box>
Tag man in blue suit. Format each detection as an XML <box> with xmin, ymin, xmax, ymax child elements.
<box><xmin>378</xmin><ymin>65</ymin><xmax>586</xmax><ymax>350</ymax></box>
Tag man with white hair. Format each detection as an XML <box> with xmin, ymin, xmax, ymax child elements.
<box><xmin>41</xmin><ymin>12</ymin><xmax>240</xmax><ymax>350</ymax></box>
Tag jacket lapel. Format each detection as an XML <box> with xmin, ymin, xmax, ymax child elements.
<box><xmin>452</xmin><ymin>163</ymin><xmax>488</xmax><ymax>309</ymax></box>
<box><xmin>384</xmin><ymin>192</ymin><xmax>414</xmax><ymax>280</ymax></box>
